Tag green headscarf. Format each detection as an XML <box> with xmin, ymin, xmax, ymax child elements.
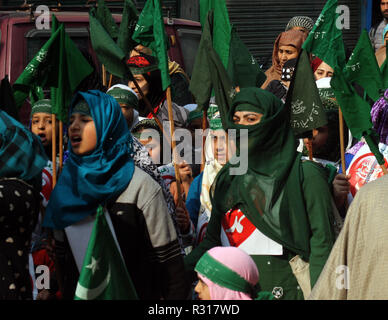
<box><xmin>195</xmin><ymin>252</ymin><xmax>274</xmax><ymax>300</ymax></box>
<box><xmin>211</xmin><ymin>87</ymin><xmax>311</xmax><ymax>260</ymax></box>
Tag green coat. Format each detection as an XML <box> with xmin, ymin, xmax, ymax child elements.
<box><xmin>185</xmin><ymin>160</ymin><xmax>336</xmax><ymax>300</ymax></box>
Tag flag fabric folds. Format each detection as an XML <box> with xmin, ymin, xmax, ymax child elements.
<box><xmin>74</xmin><ymin>206</ymin><xmax>138</xmax><ymax>300</ymax></box>
<box><xmin>285</xmin><ymin>49</ymin><xmax>327</xmax><ymax>138</ymax></box>
<box><xmin>345</xmin><ymin>30</ymin><xmax>383</xmax><ymax>102</ymax></box>
<box><xmin>302</xmin><ymin>0</ymin><xmax>346</xmax><ymax>72</ymax></box>
<box><xmin>132</xmin><ymin>0</ymin><xmax>170</xmax><ymax>90</ymax></box>
<box><xmin>227</xmin><ymin>26</ymin><xmax>267</xmax><ymax>89</ymax></box>
<box><xmin>13</xmin><ymin>14</ymin><xmax>93</xmax><ymax>122</ymax></box>
<box><xmin>199</xmin><ymin>0</ymin><xmax>231</xmax><ymax>69</ymax></box>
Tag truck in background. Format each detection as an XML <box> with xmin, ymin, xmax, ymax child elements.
<box><xmin>0</xmin><ymin>4</ymin><xmax>201</xmax><ymax>124</ymax></box>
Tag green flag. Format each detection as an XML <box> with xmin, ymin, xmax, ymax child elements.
<box><xmin>331</xmin><ymin>72</ymin><xmax>384</xmax><ymax>166</ymax></box>
<box><xmin>200</xmin><ymin>0</ymin><xmax>231</xmax><ymax>69</ymax></box>
<box><xmin>13</xmin><ymin>15</ymin><xmax>93</xmax><ymax>122</ymax></box>
<box><xmin>12</xmin><ymin>27</ymin><xmax>62</xmax><ymax>108</ymax></box>
<box><xmin>227</xmin><ymin>26</ymin><xmax>266</xmax><ymax>89</ymax></box>
<box><xmin>285</xmin><ymin>49</ymin><xmax>327</xmax><ymax>138</ymax></box>
<box><xmin>51</xmin><ymin>22</ymin><xmax>94</xmax><ymax>122</ymax></box>
<box><xmin>96</xmin><ymin>0</ymin><xmax>119</xmax><ymax>39</ymax></box>
<box><xmin>90</xmin><ymin>8</ymin><xmax>130</xmax><ymax>80</ymax></box>
<box><xmin>302</xmin><ymin>0</ymin><xmax>346</xmax><ymax>71</ymax></box>
<box><xmin>190</xmin><ymin>10</ymin><xmax>234</xmax><ymax>129</ymax></box>
<box><xmin>117</xmin><ymin>0</ymin><xmax>139</xmax><ymax>55</ymax></box>
<box><xmin>189</xmin><ymin>9</ymin><xmax>213</xmax><ymax>112</ymax></box>
<box><xmin>345</xmin><ymin>30</ymin><xmax>384</xmax><ymax>102</ymax></box>
<box><xmin>132</xmin><ymin>0</ymin><xmax>170</xmax><ymax>90</ymax></box>
<box><xmin>74</xmin><ymin>206</ymin><xmax>138</xmax><ymax>300</ymax></box>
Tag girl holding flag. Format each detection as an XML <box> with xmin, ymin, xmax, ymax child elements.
<box><xmin>43</xmin><ymin>90</ymin><xmax>189</xmax><ymax>300</ymax></box>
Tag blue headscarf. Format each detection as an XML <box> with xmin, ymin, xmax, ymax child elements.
<box><xmin>43</xmin><ymin>90</ymin><xmax>135</xmax><ymax>229</ymax></box>
<box><xmin>0</xmin><ymin>110</ymin><xmax>47</xmax><ymax>184</ymax></box>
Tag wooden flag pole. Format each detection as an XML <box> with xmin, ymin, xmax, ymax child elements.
<box><xmin>166</xmin><ymin>86</ymin><xmax>183</xmax><ymax>207</ymax></box>
<box><xmin>58</xmin><ymin>120</ymin><xmax>63</xmax><ymax>175</ymax></box>
<box><xmin>339</xmin><ymin>108</ymin><xmax>347</xmax><ymax>175</ymax></box>
<box><xmin>201</xmin><ymin>109</ymin><xmax>208</xmax><ymax>172</ymax></box>
<box><xmin>108</xmin><ymin>74</ymin><xmax>113</xmax><ymax>89</ymax></box>
<box><xmin>52</xmin><ymin>114</ymin><xmax>57</xmax><ymax>187</ymax></box>
<box><xmin>102</xmin><ymin>64</ymin><xmax>107</xmax><ymax>87</ymax></box>
<box><xmin>131</xmin><ymin>76</ymin><xmax>172</xmax><ymax>148</ymax></box>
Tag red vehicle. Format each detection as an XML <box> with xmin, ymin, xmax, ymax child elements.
<box><xmin>0</xmin><ymin>8</ymin><xmax>201</xmax><ymax>124</ymax></box>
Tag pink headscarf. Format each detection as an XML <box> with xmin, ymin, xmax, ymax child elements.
<box><xmin>197</xmin><ymin>246</ymin><xmax>259</xmax><ymax>300</ymax></box>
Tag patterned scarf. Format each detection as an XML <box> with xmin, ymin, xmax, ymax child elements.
<box><xmin>0</xmin><ymin>110</ymin><xmax>47</xmax><ymax>185</ymax></box>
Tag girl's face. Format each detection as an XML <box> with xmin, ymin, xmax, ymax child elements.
<box><xmin>210</xmin><ymin>130</ymin><xmax>235</xmax><ymax>165</ymax></box>
<box><xmin>194</xmin><ymin>278</ymin><xmax>211</xmax><ymax>300</ymax></box>
<box><xmin>138</xmin><ymin>128</ymin><xmax>162</xmax><ymax>164</ymax></box>
<box><xmin>68</xmin><ymin>113</ymin><xmax>97</xmax><ymax>156</ymax></box>
<box><xmin>233</xmin><ymin>111</ymin><xmax>263</xmax><ymax>126</ymax></box>
<box><xmin>128</xmin><ymin>74</ymin><xmax>150</xmax><ymax>99</ymax></box>
<box><xmin>314</xmin><ymin>61</ymin><xmax>334</xmax><ymax>81</ymax></box>
<box><xmin>119</xmin><ymin>103</ymin><xmax>134</xmax><ymax>128</ymax></box>
<box><xmin>278</xmin><ymin>45</ymin><xmax>299</xmax><ymax>67</ymax></box>
<box><xmin>31</xmin><ymin>112</ymin><xmax>56</xmax><ymax>147</ymax></box>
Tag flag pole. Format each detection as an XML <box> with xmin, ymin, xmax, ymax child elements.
<box><xmin>102</xmin><ymin>64</ymin><xmax>107</xmax><ymax>87</ymax></box>
<box><xmin>166</xmin><ymin>86</ymin><xmax>183</xmax><ymax>206</ymax></box>
<box><xmin>59</xmin><ymin>120</ymin><xmax>63</xmax><ymax>175</ymax></box>
<box><xmin>108</xmin><ymin>74</ymin><xmax>113</xmax><ymax>88</ymax></box>
<box><xmin>201</xmin><ymin>109</ymin><xmax>207</xmax><ymax>172</ymax></box>
<box><xmin>52</xmin><ymin>114</ymin><xmax>57</xmax><ymax>187</ymax></box>
<box><xmin>130</xmin><ymin>76</ymin><xmax>171</xmax><ymax>148</ymax></box>
<box><xmin>339</xmin><ymin>108</ymin><xmax>346</xmax><ymax>174</ymax></box>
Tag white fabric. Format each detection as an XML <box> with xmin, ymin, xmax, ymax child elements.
<box><xmin>107</xmin><ymin>84</ymin><xmax>138</xmax><ymax>99</ymax></box>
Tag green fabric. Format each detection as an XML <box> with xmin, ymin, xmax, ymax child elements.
<box><xmin>132</xmin><ymin>0</ymin><xmax>171</xmax><ymax>91</ymax></box>
<box><xmin>185</xmin><ymin>159</ymin><xmax>335</xmax><ymax>299</ymax></box>
<box><xmin>31</xmin><ymin>99</ymin><xmax>52</xmax><ymax>116</ymax></box>
<box><xmin>117</xmin><ymin>0</ymin><xmax>138</xmax><ymax>55</ymax></box>
<box><xmin>318</xmin><ymin>87</ymin><xmax>336</xmax><ymax>99</ymax></box>
<box><xmin>345</xmin><ymin>30</ymin><xmax>384</xmax><ymax>102</ymax></box>
<box><xmin>200</xmin><ymin>0</ymin><xmax>231</xmax><ymax>70</ymax></box>
<box><xmin>211</xmin><ymin>87</ymin><xmax>311</xmax><ymax>259</ymax></box>
<box><xmin>195</xmin><ymin>252</ymin><xmax>254</xmax><ymax>294</ymax></box>
<box><xmin>285</xmin><ymin>49</ymin><xmax>327</xmax><ymax>138</ymax></box>
<box><xmin>235</xmin><ymin>103</ymin><xmax>264</xmax><ymax>114</ymax></box>
<box><xmin>89</xmin><ymin>8</ymin><xmax>131</xmax><ymax>80</ymax></box>
<box><xmin>74</xmin><ymin>206</ymin><xmax>138</xmax><ymax>300</ymax></box>
<box><xmin>52</xmin><ymin>19</ymin><xmax>93</xmax><ymax>122</ymax></box>
<box><xmin>96</xmin><ymin>0</ymin><xmax>119</xmax><ymax>39</ymax></box>
<box><xmin>13</xmin><ymin>15</ymin><xmax>92</xmax><ymax>122</ymax></box>
<box><xmin>208</xmin><ymin>103</ymin><xmax>223</xmax><ymax>131</ymax></box>
<box><xmin>331</xmin><ymin>71</ymin><xmax>373</xmax><ymax>140</ymax></box>
<box><xmin>227</xmin><ymin>26</ymin><xmax>266</xmax><ymax>88</ymax></box>
<box><xmin>189</xmin><ymin>11</ymin><xmax>234</xmax><ymax>130</ymax></box>
<box><xmin>302</xmin><ymin>0</ymin><xmax>346</xmax><ymax>71</ymax></box>
<box><xmin>187</xmin><ymin>109</ymin><xmax>203</xmax><ymax>123</ymax></box>
<box><xmin>129</xmin><ymin>64</ymin><xmax>159</xmax><ymax>75</ymax></box>
<box><xmin>72</xmin><ymin>100</ymin><xmax>91</xmax><ymax>116</ymax></box>
<box><xmin>107</xmin><ymin>88</ymin><xmax>138</xmax><ymax>107</ymax></box>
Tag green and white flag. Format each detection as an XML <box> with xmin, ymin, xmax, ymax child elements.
<box><xmin>285</xmin><ymin>49</ymin><xmax>327</xmax><ymax>138</ymax></box>
<box><xmin>74</xmin><ymin>206</ymin><xmax>138</xmax><ymax>300</ymax></box>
